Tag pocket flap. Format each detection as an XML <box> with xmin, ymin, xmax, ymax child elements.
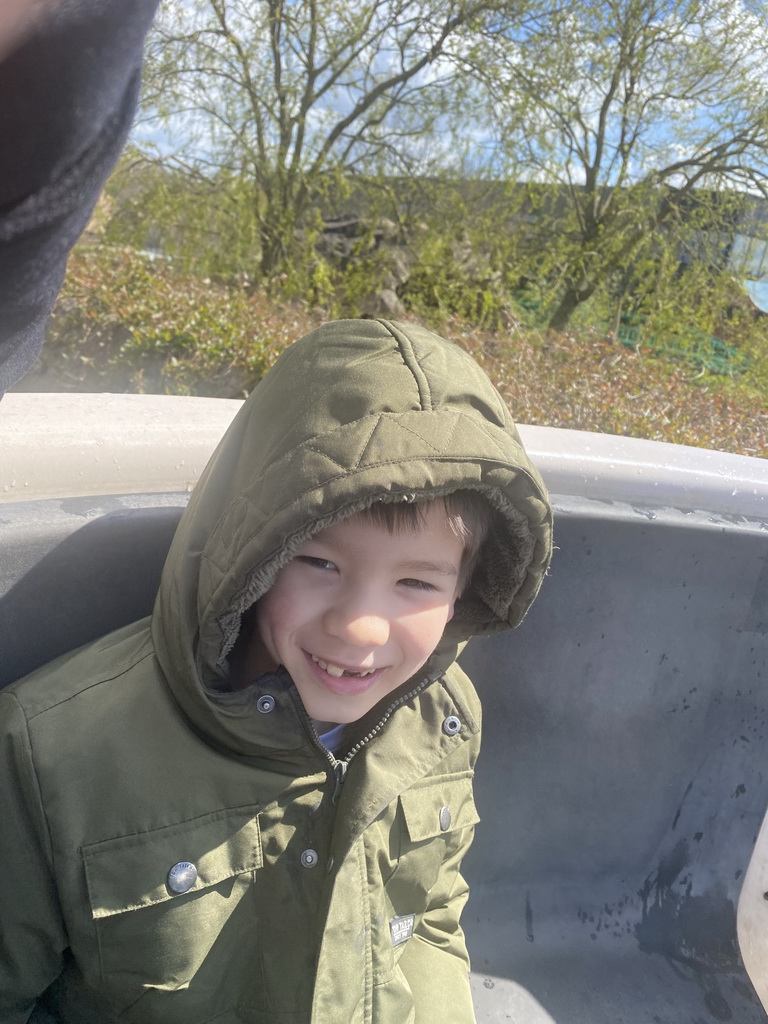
<box><xmin>400</xmin><ymin>774</ymin><xmax>479</xmax><ymax>842</ymax></box>
<box><xmin>83</xmin><ymin>806</ymin><xmax>261</xmax><ymax>920</ymax></box>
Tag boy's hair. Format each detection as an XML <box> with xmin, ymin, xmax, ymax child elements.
<box><xmin>358</xmin><ymin>491</ymin><xmax>493</xmax><ymax>592</ymax></box>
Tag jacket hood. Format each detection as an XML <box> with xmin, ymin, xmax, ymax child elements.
<box><xmin>152</xmin><ymin>319</ymin><xmax>552</xmax><ymax>755</ymax></box>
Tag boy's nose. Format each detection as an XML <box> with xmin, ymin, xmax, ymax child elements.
<box><xmin>324</xmin><ymin>604</ymin><xmax>389</xmax><ymax>648</ymax></box>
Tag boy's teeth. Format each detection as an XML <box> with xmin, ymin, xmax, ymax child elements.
<box><xmin>311</xmin><ymin>655</ymin><xmax>374</xmax><ymax>678</ymax></box>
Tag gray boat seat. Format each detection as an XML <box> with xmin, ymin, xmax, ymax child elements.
<box><xmin>2</xmin><ymin>489</ymin><xmax>768</xmax><ymax>1023</ymax></box>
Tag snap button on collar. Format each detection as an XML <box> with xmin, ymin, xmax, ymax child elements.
<box><xmin>442</xmin><ymin>715</ymin><xmax>461</xmax><ymax>736</ymax></box>
<box><xmin>256</xmin><ymin>694</ymin><xmax>276</xmax><ymax>713</ymax></box>
<box><xmin>167</xmin><ymin>861</ymin><xmax>197</xmax><ymax>894</ymax></box>
<box><xmin>301</xmin><ymin>848</ymin><xmax>319</xmax><ymax>868</ymax></box>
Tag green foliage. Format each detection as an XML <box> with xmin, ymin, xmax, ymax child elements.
<box><xmin>41</xmin><ymin>246</ymin><xmax>305</xmax><ymax>396</ymax></box>
<box><xmin>737</xmin><ymin>321</ymin><xmax>768</xmax><ymax>402</ymax></box>
<box><xmin>458</xmin><ymin>325</ymin><xmax>768</xmax><ymax>457</ymax></box>
<box><xmin>141</xmin><ymin>0</ymin><xmax>513</xmax><ymax>278</ymax></box>
<box><xmin>30</xmin><ymin>240</ymin><xmax>767</xmax><ymax>456</ymax></box>
<box><xmin>103</xmin><ymin>153</ymin><xmax>263</xmax><ymax>280</ymax></box>
<box><xmin>480</xmin><ymin>0</ymin><xmax>768</xmax><ymax>329</ymax></box>
<box><xmin>400</xmin><ymin>232</ymin><xmax>501</xmax><ymax>327</ymax></box>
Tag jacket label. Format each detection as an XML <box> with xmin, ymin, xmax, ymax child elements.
<box><xmin>389</xmin><ymin>913</ymin><xmax>415</xmax><ymax>947</ymax></box>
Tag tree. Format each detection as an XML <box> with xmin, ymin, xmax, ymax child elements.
<box><xmin>475</xmin><ymin>0</ymin><xmax>768</xmax><ymax>329</ymax></box>
<box><xmin>142</xmin><ymin>0</ymin><xmax>520</xmax><ymax>278</ymax></box>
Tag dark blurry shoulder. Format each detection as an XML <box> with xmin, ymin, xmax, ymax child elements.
<box><xmin>0</xmin><ymin>0</ymin><xmax>161</xmax><ymax>393</ymax></box>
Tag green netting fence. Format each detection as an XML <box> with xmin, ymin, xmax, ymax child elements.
<box><xmin>508</xmin><ymin>292</ymin><xmax>748</xmax><ymax>376</ymax></box>
<box><xmin>614</xmin><ymin>316</ymin><xmax>748</xmax><ymax>376</ymax></box>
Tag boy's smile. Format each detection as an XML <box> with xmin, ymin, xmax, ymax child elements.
<box><xmin>251</xmin><ymin>504</ymin><xmax>464</xmax><ymax>730</ymax></box>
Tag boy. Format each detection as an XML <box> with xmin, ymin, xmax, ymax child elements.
<box><xmin>0</xmin><ymin>319</ymin><xmax>552</xmax><ymax>1023</ymax></box>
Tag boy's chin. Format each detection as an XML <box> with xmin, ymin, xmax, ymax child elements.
<box><xmin>305</xmin><ymin>699</ymin><xmax>370</xmax><ymax>727</ymax></box>
<box><xmin>310</xmin><ymin>717</ymin><xmax>342</xmax><ymax>733</ymax></box>
<box><xmin>303</xmin><ymin>692</ymin><xmax>383</xmax><ymax>729</ymax></box>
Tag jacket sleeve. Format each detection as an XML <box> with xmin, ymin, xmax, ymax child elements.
<box><xmin>0</xmin><ymin>692</ymin><xmax>68</xmax><ymax>1022</ymax></box>
<box><xmin>396</xmin><ymin>820</ymin><xmax>478</xmax><ymax>1024</ymax></box>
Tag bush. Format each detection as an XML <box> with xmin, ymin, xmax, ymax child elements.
<box><xmin>38</xmin><ymin>246</ymin><xmax>321</xmax><ymax>396</ymax></box>
<box><xmin>22</xmin><ymin>241</ymin><xmax>767</xmax><ymax>458</ymax></box>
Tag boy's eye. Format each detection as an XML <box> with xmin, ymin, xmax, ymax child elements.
<box><xmin>398</xmin><ymin>578</ymin><xmax>437</xmax><ymax>592</ymax></box>
<box><xmin>296</xmin><ymin>555</ymin><xmax>337</xmax><ymax>571</ymax></box>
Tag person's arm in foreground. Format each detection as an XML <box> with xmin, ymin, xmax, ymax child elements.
<box><xmin>0</xmin><ymin>0</ymin><xmax>159</xmax><ymax>393</ymax></box>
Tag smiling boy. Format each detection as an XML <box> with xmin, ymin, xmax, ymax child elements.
<box><xmin>0</xmin><ymin>319</ymin><xmax>552</xmax><ymax>1024</ymax></box>
<box><xmin>233</xmin><ymin>498</ymin><xmax>486</xmax><ymax>731</ymax></box>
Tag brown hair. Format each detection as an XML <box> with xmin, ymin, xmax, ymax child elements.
<box><xmin>357</xmin><ymin>492</ymin><xmax>493</xmax><ymax>592</ymax></box>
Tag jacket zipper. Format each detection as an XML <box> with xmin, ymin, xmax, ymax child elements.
<box><xmin>332</xmin><ymin>761</ymin><xmax>347</xmax><ymax>803</ymax></box>
<box><xmin>299</xmin><ymin>669</ymin><xmax>442</xmax><ymax>804</ymax></box>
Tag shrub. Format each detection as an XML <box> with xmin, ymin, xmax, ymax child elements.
<box><xmin>39</xmin><ymin>246</ymin><xmax>321</xmax><ymax>396</ymax></box>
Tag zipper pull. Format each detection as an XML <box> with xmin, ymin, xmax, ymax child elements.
<box><xmin>332</xmin><ymin>761</ymin><xmax>348</xmax><ymax>804</ymax></box>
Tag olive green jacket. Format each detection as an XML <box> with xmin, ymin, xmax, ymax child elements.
<box><xmin>0</xmin><ymin>320</ymin><xmax>552</xmax><ymax>1024</ymax></box>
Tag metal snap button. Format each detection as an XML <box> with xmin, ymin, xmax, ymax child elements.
<box><xmin>442</xmin><ymin>715</ymin><xmax>461</xmax><ymax>736</ymax></box>
<box><xmin>256</xmin><ymin>694</ymin><xmax>276</xmax><ymax>713</ymax></box>
<box><xmin>167</xmin><ymin>861</ymin><xmax>198</xmax><ymax>894</ymax></box>
<box><xmin>301</xmin><ymin>848</ymin><xmax>319</xmax><ymax>869</ymax></box>
<box><xmin>439</xmin><ymin>806</ymin><xmax>452</xmax><ymax>831</ymax></box>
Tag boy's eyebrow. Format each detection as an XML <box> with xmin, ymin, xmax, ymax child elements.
<box><xmin>397</xmin><ymin>559</ymin><xmax>459</xmax><ymax>577</ymax></box>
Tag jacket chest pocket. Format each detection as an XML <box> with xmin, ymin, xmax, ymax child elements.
<box><xmin>386</xmin><ymin>772</ymin><xmax>480</xmax><ymax>914</ymax></box>
<box><xmin>82</xmin><ymin>806</ymin><xmax>261</xmax><ymax>1020</ymax></box>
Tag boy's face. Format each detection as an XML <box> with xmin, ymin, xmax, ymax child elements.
<box><xmin>254</xmin><ymin>504</ymin><xmax>463</xmax><ymax>729</ymax></box>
